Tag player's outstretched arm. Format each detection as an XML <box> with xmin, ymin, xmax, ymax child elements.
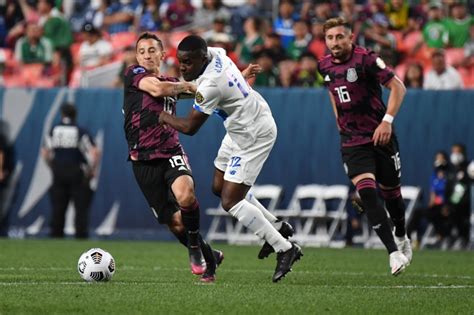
<box><xmin>139</xmin><ymin>76</ymin><xmax>195</xmax><ymax>97</ymax></box>
<box><xmin>373</xmin><ymin>76</ymin><xmax>406</xmax><ymax>146</ymax></box>
<box><xmin>159</xmin><ymin>109</ymin><xmax>209</xmax><ymax>136</ymax></box>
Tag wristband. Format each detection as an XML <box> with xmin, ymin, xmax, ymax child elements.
<box><xmin>383</xmin><ymin>114</ymin><xmax>394</xmax><ymax>124</ymax></box>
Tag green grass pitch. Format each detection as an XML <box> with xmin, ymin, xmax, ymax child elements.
<box><xmin>0</xmin><ymin>239</ymin><xmax>473</xmax><ymax>314</ymax></box>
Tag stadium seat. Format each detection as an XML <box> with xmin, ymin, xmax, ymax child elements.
<box><xmin>444</xmin><ymin>48</ymin><xmax>465</xmax><ymax>67</ymax></box>
<box><xmin>291</xmin><ymin>184</ymin><xmax>349</xmax><ymax>247</ymax></box>
<box><xmin>110</xmin><ymin>32</ymin><xmax>137</xmax><ymax>51</ymax></box>
<box><xmin>70</xmin><ymin>42</ymin><xmax>82</xmax><ymax>65</ymax></box>
<box><xmin>231</xmin><ymin>184</ymin><xmax>284</xmax><ymax>244</ymax></box>
<box><xmin>3</xmin><ymin>74</ymin><xmax>27</xmax><ymax>87</ymax></box>
<box><xmin>395</xmin><ymin>62</ymin><xmax>407</xmax><ymax>80</ymax></box>
<box><xmin>458</xmin><ymin>66</ymin><xmax>474</xmax><ymax>88</ymax></box>
<box><xmin>401</xmin><ymin>186</ymin><xmax>422</xmax><ymax>223</ymax></box>
<box><xmin>168</xmin><ymin>31</ymin><xmax>191</xmax><ymax>49</ymax></box>
<box><xmin>21</xmin><ymin>63</ymin><xmax>44</xmax><ymax>84</ymax></box>
<box><xmin>401</xmin><ymin>31</ymin><xmax>422</xmax><ymax>55</ymax></box>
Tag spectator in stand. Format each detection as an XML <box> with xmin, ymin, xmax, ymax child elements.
<box><xmin>405</xmin><ymin>0</ymin><xmax>430</xmax><ymax>32</ymax></box>
<box><xmin>444</xmin><ymin>143</ymin><xmax>471</xmax><ymax>249</ymax></box>
<box><xmin>339</xmin><ymin>0</ymin><xmax>363</xmax><ymax>35</ymax></box>
<box><xmin>444</xmin><ymin>1</ymin><xmax>473</xmax><ymax>48</ymax></box>
<box><xmin>407</xmin><ymin>151</ymin><xmax>451</xmax><ymax>248</ymax></box>
<box><xmin>384</xmin><ymin>0</ymin><xmax>411</xmax><ymax>31</ymax></box>
<box><xmin>102</xmin><ymin>0</ymin><xmax>136</xmax><ymax>34</ymax></box>
<box><xmin>287</xmin><ymin>19</ymin><xmax>312</xmax><ymax>61</ymax></box>
<box><xmin>37</xmin><ymin>0</ymin><xmax>73</xmax><ymax>84</ymax></box>
<box><xmin>289</xmin><ymin>51</ymin><xmax>323</xmax><ymax>87</ymax></box>
<box><xmin>253</xmin><ymin>49</ymin><xmax>281</xmax><ymax>87</ymax></box>
<box><xmin>359</xmin><ymin>13</ymin><xmax>399</xmax><ymax>67</ymax></box>
<box><xmin>78</xmin><ymin>23</ymin><xmax>113</xmax><ymax>68</ymax></box>
<box><xmin>422</xmin><ymin>2</ymin><xmax>449</xmax><ymax>49</ymax></box>
<box><xmin>308</xmin><ymin>19</ymin><xmax>327</xmax><ymax>59</ymax></box>
<box><xmin>4</xmin><ymin>0</ymin><xmax>39</xmax><ymax>48</ymax></box>
<box><xmin>424</xmin><ymin>49</ymin><xmax>464</xmax><ymax>89</ymax></box>
<box><xmin>134</xmin><ymin>0</ymin><xmax>162</xmax><ymax>32</ymax></box>
<box><xmin>461</xmin><ymin>23</ymin><xmax>474</xmax><ymax>67</ymax></box>
<box><xmin>65</xmin><ymin>0</ymin><xmax>94</xmax><ymax>33</ymax></box>
<box><xmin>14</xmin><ymin>21</ymin><xmax>53</xmax><ymax>65</ymax></box>
<box><xmin>403</xmin><ymin>62</ymin><xmax>424</xmax><ymax>88</ymax></box>
<box><xmin>262</xmin><ymin>32</ymin><xmax>288</xmax><ymax>65</ymax></box>
<box><xmin>192</xmin><ymin>0</ymin><xmax>231</xmax><ymax>34</ymax></box>
<box><xmin>360</xmin><ymin>0</ymin><xmax>385</xmax><ymax>22</ymax></box>
<box><xmin>1</xmin><ymin>0</ymin><xmax>25</xmax><ymax>47</ymax></box>
<box><xmin>208</xmin><ymin>33</ymin><xmax>240</xmax><ymax>67</ymax></box>
<box><xmin>229</xmin><ymin>0</ymin><xmax>268</xmax><ymax>39</ymax></box>
<box><xmin>83</xmin><ymin>0</ymin><xmax>105</xmax><ymax>31</ymax></box>
<box><xmin>273</xmin><ymin>0</ymin><xmax>299</xmax><ymax>49</ymax></box>
<box><xmin>203</xmin><ymin>16</ymin><xmax>233</xmax><ymax>45</ymax></box>
<box><xmin>301</xmin><ymin>0</ymin><xmax>334</xmax><ymax>25</ymax></box>
<box><xmin>163</xmin><ymin>0</ymin><xmax>194</xmax><ymax>31</ymax></box>
<box><xmin>235</xmin><ymin>16</ymin><xmax>264</xmax><ymax>67</ymax></box>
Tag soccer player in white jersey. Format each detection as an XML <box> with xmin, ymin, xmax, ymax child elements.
<box><xmin>159</xmin><ymin>35</ymin><xmax>303</xmax><ymax>283</ymax></box>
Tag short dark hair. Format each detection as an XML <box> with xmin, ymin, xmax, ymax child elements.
<box><xmin>136</xmin><ymin>32</ymin><xmax>163</xmax><ymax>51</ymax></box>
<box><xmin>323</xmin><ymin>17</ymin><xmax>352</xmax><ymax>34</ymax></box>
<box><xmin>177</xmin><ymin>35</ymin><xmax>207</xmax><ymax>54</ymax></box>
<box><xmin>60</xmin><ymin>103</ymin><xmax>77</xmax><ymax>121</ymax></box>
<box><xmin>452</xmin><ymin>143</ymin><xmax>466</xmax><ymax>155</ymax></box>
<box><xmin>299</xmin><ymin>51</ymin><xmax>317</xmax><ymax>61</ymax></box>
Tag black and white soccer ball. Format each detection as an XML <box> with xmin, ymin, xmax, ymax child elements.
<box><xmin>77</xmin><ymin>248</ymin><xmax>115</xmax><ymax>282</ymax></box>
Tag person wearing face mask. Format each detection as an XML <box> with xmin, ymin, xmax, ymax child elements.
<box><xmin>444</xmin><ymin>143</ymin><xmax>471</xmax><ymax>249</ymax></box>
<box><xmin>407</xmin><ymin>151</ymin><xmax>451</xmax><ymax>248</ymax></box>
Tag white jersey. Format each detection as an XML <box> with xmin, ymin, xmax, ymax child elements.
<box><xmin>193</xmin><ymin>47</ymin><xmax>275</xmax><ymax>149</ymax></box>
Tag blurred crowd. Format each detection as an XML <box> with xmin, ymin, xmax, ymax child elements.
<box><xmin>0</xmin><ymin>0</ymin><xmax>473</xmax><ymax>88</ymax></box>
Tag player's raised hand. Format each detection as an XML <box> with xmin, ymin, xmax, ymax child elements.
<box><xmin>372</xmin><ymin>121</ymin><xmax>392</xmax><ymax>146</ymax></box>
<box><xmin>242</xmin><ymin>63</ymin><xmax>262</xmax><ymax>80</ymax></box>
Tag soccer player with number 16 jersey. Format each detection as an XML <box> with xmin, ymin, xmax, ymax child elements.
<box><xmin>318</xmin><ymin>17</ymin><xmax>412</xmax><ymax>275</ymax></box>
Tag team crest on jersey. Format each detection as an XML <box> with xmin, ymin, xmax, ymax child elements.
<box><xmin>376</xmin><ymin>57</ymin><xmax>386</xmax><ymax>69</ymax></box>
<box><xmin>195</xmin><ymin>92</ymin><xmax>204</xmax><ymax>104</ymax></box>
<box><xmin>133</xmin><ymin>66</ymin><xmax>146</xmax><ymax>74</ymax></box>
<box><xmin>346</xmin><ymin>68</ymin><xmax>358</xmax><ymax>82</ymax></box>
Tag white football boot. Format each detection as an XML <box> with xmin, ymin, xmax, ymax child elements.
<box><xmin>389</xmin><ymin>251</ymin><xmax>409</xmax><ymax>276</ymax></box>
<box><xmin>395</xmin><ymin>235</ymin><xmax>413</xmax><ymax>265</ymax></box>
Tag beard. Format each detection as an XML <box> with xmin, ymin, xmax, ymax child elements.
<box><xmin>331</xmin><ymin>46</ymin><xmax>350</xmax><ymax>61</ymax></box>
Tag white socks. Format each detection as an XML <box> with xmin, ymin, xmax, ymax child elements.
<box><xmin>228</xmin><ymin>199</ymin><xmax>291</xmax><ymax>253</ymax></box>
<box><xmin>245</xmin><ymin>192</ymin><xmax>283</xmax><ymax>230</ymax></box>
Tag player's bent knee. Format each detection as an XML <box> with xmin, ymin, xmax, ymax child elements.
<box><xmin>174</xmin><ymin>190</ymin><xmax>196</xmax><ymax>208</ymax></box>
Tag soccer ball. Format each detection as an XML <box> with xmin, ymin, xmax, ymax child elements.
<box><xmin>77</xmin><ymin>248</ymin><xmax>115</xmax><ymax>282</ymax></box>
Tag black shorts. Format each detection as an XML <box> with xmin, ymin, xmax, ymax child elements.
<box><xmin>132</xmin><ymin>154</ymin><xmax>193</xmax><ymax>224</ymax></box>
<box><xmin>341</xmin><ymin>136</ymin><xmax>402</xmax><ymax>187</ymax></box>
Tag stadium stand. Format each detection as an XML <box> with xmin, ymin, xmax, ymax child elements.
<box><xmin>0</xmin><ymin>0</ymin><xmax>472</xmax><ymax>89</ymax></box>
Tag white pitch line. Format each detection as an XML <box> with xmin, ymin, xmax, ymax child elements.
<box><xmin>0</xmin><ymin>282</ymin><xmax>472</xmax><ymax>289</ymax></box>
<box><xmin>1</xmin><ymin>266</ymin><xmax>473</xmax><ymax>280</ymax></box>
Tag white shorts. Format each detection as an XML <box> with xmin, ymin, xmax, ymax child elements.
<box><xmin>214</xmin><ymin>126</ymin><xmax>277</xmax><ymax>186</ymax></box>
